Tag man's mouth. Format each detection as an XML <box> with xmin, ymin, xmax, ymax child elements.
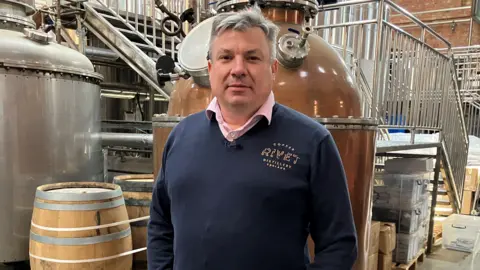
<box><xmin>228</xmin><ymin>83</ymin><xmax>250</xmax><ymax>89</ymax></box>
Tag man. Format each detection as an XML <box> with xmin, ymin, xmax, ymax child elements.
<box><xmin>147</xmin><ymin>5</ymin><xmax>357</xmax><ymax>270</ymax></box>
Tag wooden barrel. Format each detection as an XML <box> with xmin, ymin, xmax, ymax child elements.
<box><xmin>29</xmin><ymin>182</ymin><xmax>133</xmax><ymax>270</ymax></box>
<box><xmin>152</xmin><ymin>115</ymin><xmax>184</xmax><ymax>180</ymax></box>
<box><xmin>113</xmin><ymin>174</ymin><xmax>153</xmax><ymax>266</ymax></box>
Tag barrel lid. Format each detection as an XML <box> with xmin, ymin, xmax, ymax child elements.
<box><xmin>48</xmin><ymin>187</ymin><xmax>112</xmax><ymax>194</ymax></box>
<box><xmin>113</xmin><ymin>174</ymin><xmax>154</xmax><ymax>192</ymax></box>
<box><xmin>36</xmin><ymin>182</ymin><xmax>122</xmax><ymax>201</ymax></box>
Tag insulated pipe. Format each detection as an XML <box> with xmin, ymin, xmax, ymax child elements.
<box><xmin>85</xmin><ymin>46</ymin><xmax>119</xmax><ymax>61</ymax></box>
<box><xmin>100</xmin><ymin>133</ymin><xmax>153</xmax><ymax>148</ymax></box>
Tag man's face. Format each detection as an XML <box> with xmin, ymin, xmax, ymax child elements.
<box><xmin>208</xmin><ymin>27</ymin><xmax>278</xmax><ymax>110</ymax></box>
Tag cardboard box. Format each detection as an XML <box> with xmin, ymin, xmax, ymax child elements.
<box><xmin>377</xmin><ymin>253</ymin><xmax>392</xmax><ymax>270</ymax></box>
<box><xmin>379</xmin><ymin>222</ymin><xmax>396</xmax><ymax>254</ymax></box>
<box><xmin>464</xmin><ymin>167</ymin><xmax>478</xmax><ymax>191</ymax></box>
<box><xmin>461</xmin><ymin>190</ymin><xmax>474</xmax><ymax>215</ymax></box>
<box><xmin>370</xmin><ymin>221</ymin><xmax>381</xmax><ymax>255</ymax></box>
<box><xmin>367</xmin><ymin>252</ymin><xmax>378</xmax><ymax>270</ymax></box>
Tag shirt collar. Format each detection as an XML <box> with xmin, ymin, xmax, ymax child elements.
<box><xmin>205</xmin><ymin>91</ymin><xmax>275</xmax><ymax>125</ymax></box>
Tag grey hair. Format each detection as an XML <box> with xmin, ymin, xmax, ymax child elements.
<box><xmin>207</xmin><ymin>5</ymin><xmax>280</xmax><ymax>63</ymax></box>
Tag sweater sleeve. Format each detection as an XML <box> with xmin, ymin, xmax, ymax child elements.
<box><xmin>307</xmin><ymin>132</ymin><xmax>358</xmax><ymax>270</ymax></box>
<box><xmin>147</xmin><ymin>144</ymin><xmax>174</xmax><ymax>269</ymax></box>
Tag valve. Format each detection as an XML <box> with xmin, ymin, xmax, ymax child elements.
<box><xmin>276</xmin><ymin>26</ymin><xmax>313</xmax><ymax>69</ymax></box>
<box><xmin>155</xmin><ymin>55</ymin><xmax>190</xmax><ymax>86</ymax></box>
<box><xmin>180</xmin><ymin>8</ymin><xmax>195</xmax><ymax>24</ymax></box>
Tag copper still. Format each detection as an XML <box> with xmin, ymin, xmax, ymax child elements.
<box><xmin>152</xmin><ymin>2</ymin><xmax>377</xmax><ymax>269</ymax></box>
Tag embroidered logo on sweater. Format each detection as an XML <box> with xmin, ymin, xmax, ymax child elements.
<box><xmin>261</xmin><ymin>143</ymin><xmax>300</xmax><ymax>170</ymax></box>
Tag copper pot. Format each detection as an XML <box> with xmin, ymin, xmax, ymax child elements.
<box><xmin>154</xmin><ymin>8</ymin><xmax>376</xmax><ymax>270</ymax></box>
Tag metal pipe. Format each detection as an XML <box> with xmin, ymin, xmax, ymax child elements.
<box><xmin>472</xmin><ymin>0</ymin><xmax>478</xmax><ymax>17</ymax></box>
<box><xmin>319</xmin><ymin>0</ymin><xmax>377</xmax><ymax>11</ymax></box>
<box><xmin>469</xmin><ymin>18</ymin><xmax>473</xmax><ymax>46</ymax></box>
<box><xmin>100</xmin><ymin>132</ymin><xmax>153</xmax><ymax>148</ymax></box>
<box><xmin>371</xmin><ymin>0</ymin><xmax>385</xmax><ymax>120</ymax></box>
<box><xmin>100</xmin><ymin>82</ymin><xmax>146</xmax><ymax>92</ymax></box>
<box><xmin>56</xmin><ymin>0</ymin><xmax>62</xmax><ymax>43</ymax></box>
<box><xmin>437</xmin><ymin>45</ymin><xmax>480</xmax><ymax>52</ymax></box>
<box><xmin>103</xmin><ymin>149</ymin><xmax>109</xmax><ymax>182</ymax></box>
<box><xmin>313</xmin><ymin>19</ymin><xmax>377</xmax><ymax>29</ymax></box>
<box><xmin>390</xmin><ymin>6</ymin><xmax>471</xmax><ymax>17</ymax></box>
<box><xmin>149</xmin><ymin>87</ymin><xmax>155</xmax><ymax>120</ymax></box>
<box><xmin>107</xmin><ymin>147</ymin><xmax>152</xmax><ymax>153</ymax></box>
<box><xmin>85</xmin><ymin>46</ymin><xmax>119</xmax><ymax>61</ymax></box>
<box><xmin>427</xmin><ymin>147</ymin><xmax>442</xmax><ymax>254</ymax></box>
<box><xmin>398</xmin><ymin>18</ymin><xmax>471</xmax><ymax>28</ymax></box>
<box><xmin>450</xmin><ymin>57</ymin><xmax>469</xmax><ymax>144</ymax></box>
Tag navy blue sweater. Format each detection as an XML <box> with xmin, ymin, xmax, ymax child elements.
<box><xmin>147</xmin><ymin>104</ymin><xmax>357</xmax><ymax>270</ymax></box>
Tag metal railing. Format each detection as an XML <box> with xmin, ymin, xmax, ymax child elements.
<box><xmin>314</xmin><ymin>0</ymin><xmax>469</xmax><ymax>208</ymax></box>
<box><xmin>90</xmin><ymin>0</ymin><xmax>187</xmax><ymax>58</ymax></box>
<box><xmin>454</xmin><ymin>46</ymin><xmax>480</xmax><ymax>137</ymax></box>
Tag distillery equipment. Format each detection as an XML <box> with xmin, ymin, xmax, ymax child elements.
<box><xmin>0</xmin><ymin>0</ymin><xmax>103</xmax><ymax>262</ymax></box>
<box><xmin>153</xmin><ymin>1</ymin><xmax>378</xmax><ymax>269</ymax></box>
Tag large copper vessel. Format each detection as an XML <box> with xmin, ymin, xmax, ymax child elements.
<box><xmin>153</xmin><ymin>3</ymin><xmax>377</xmax><ymax>270</ymax></box>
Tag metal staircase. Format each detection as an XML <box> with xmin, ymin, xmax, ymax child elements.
<box><xmin>82</xmin><ymin>0</ymin><xmax>182</xmax><ymax>100</ymax></box>
<box><xmin>315</xmin><ymin>0</ymin><xmax>469</xmax><ymax>252</ymax></box>
<box><xmin>77</xmin><ymin>0</ymin><xmax>469</xmax><ymax>214</ymax></box>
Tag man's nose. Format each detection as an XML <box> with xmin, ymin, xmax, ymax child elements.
<box><xmin>230</xmin><ymin>57</ymin><xmax>246</xmax><ymax>77</ymax></box>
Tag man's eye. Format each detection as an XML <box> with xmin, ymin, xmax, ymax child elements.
<box><xmin>248</xmin><ymin>56</ymin><xmax>260</xmax><ymax>61</ymax></box>
<box><xmin>219</xmin><ymin>55</ymin><xmax>232</xmax><ymax>60</ymax></box>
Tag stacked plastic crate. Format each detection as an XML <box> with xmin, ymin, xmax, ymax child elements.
<box><xmin>373</xmin><ymin>158</ymin><xmax>433</xmax><ymax>264</ymax></box>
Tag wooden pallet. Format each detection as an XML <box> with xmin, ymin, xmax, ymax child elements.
<box><xmin>433</xmin><ymin>222</ymin><xmax>443</xmax><ymax>244</ymax></box>
<box><xmin>433</xmin><ymin>231</ymin><xmax>443</xmax><ymax>244</ymax></box>
<box><xmin>391</xmin><ymin>248</ymin><xmax>425</xmax><ymax>270</ymax></box>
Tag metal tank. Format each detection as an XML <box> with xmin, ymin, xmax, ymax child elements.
<box><xmin>153</xmin><ymin>1</ymin><xmax>378</xmax><ymax>269</ymax></box>
<box><xmin>0</xmin><ymin>0</ymin><xmax>103</xmax><ymax>262</ymax></box>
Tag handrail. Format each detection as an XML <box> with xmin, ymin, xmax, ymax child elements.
<box><xmin>382</xmin><ymin>21</ymin><xmax>449</xmax><ymax>60</ymax></box>
<box><xmin>441</xmin><ymin>140</ymin><xmax>463</xmax><ymax>212</ymax></box>
<box><xmin>318</xmin><ymin>0</ymin><xmax>377</xmax><ymax>10</ymax></box>
<box><xmin>448</xmin><ymin>54</ymin><xmax>469</xmax><ymax>144</ymax></box>
<box><xmin>384</xmin><ymin>0</ymin><xmax>451</xmax><ymax>48</ymax></box>
<box><xmin>93</xmin><ymin>0</ymin><xmax>166</xmax><ymax>57</ymax></box>
<box><xmin>315</xmin><ymin>0</ymin><xmax>468</xmax><ymax>223</ymax></box>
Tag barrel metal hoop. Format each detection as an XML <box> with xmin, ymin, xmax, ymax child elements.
<box><xmin>124</xmin><ymin>198</ymin><xmax>151</xmax><ymax>207</ymax></box>
<box><xmin>114</xmin><ymin>181</ymin><xmax>153</xmax><ymax>193</ymax></box>
<box><xmin>131</xmin><ymin>220</ymin><xmax>148</xmax><ymax>227</ymax></box>
<box><xmin>30</xmin><ymin>228</ymin><xmax>131</xmax><ymax>246</ymax></box>
<box><xmin>34</xmin><ymin>197</ymin><xmax>125</xmax><ymax>211</ymax></box>
<box><xmin>35</xmin><ymin>184</ymin><xmax>123</xmax><ymax>201</ymax></box>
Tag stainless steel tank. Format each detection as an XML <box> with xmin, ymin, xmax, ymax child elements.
<box><xmin>0</xmin><ymin>0</ymin><xmax>104</xmax><ymax>262</ymax></box>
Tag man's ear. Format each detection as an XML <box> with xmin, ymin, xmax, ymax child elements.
<box><xmin>271</xmin><ymin>59</ymin><xmax>278</xmax><ymax>80</ymax></box>
<box><xmin>208</xmin><ymin>60</ymin><xmax>212</xmax><ymax>73</ymax></box>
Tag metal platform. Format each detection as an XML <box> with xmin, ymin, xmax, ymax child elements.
<box><xmin>376</xmin><ymin>140</ymin><xmax>441</xmax><ymax>154</ymax></box>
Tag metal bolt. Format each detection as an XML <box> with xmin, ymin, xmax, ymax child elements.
<box><xmin>286</xmin><ymin>40</ymin><xmax>294</xmax><ymax>48</ymax></box>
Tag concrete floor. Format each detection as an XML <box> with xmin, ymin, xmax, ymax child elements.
<box><xmin>2</xmin><ymin>247</ymin><xmax>478</xmax><ymax>270</ymax></box>
<box><xmin>418</xmin><ymin>245</ymin><xmax>480</xmax><ymax>270</ymax></box>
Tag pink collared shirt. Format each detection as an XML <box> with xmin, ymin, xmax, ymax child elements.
<box><xmin>206</xmin><ymin>92</ymin><xmax>275</xmax><ymax>142</ymax></box>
